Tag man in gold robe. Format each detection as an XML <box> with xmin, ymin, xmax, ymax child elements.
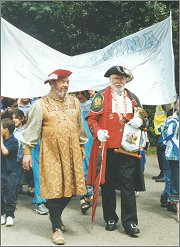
<box><xmin>20</xmin><ymin>69</ymin><xmax>87</xmax><ymax>245</ymax></box>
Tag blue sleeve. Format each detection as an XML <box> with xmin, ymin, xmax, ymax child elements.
<box><xmin>4</xmin><ymin>138</ymin><xmax>18</xmax><ymax>154</ymax></box>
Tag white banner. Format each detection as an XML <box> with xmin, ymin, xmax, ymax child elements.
<box><xmin>1</xmin><ymin>16</ymin><xmax>176</xmax><ymax>105</ymax></box>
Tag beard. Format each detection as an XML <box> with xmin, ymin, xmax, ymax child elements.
<box><xmin>111</xmin><ymin>85</ymin><xmax>125</xmax><ymax>94</ymax></box>
<box><xmin>55</xmin><ymin>90</ymin><xmax>67</xmax><ymax>99</ymax></box>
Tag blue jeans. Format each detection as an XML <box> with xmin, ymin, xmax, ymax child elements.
<box><xmin>31</xmin><ymin>140</ymin><xmax>47</xmax><ymax>204</ymax></box>
<box><xmin>168</xmin><ymin>160</ymin><xmax>179</xmax><ymax>203</ymax></box>
<box><xmin>139</xmin><ymin>150</ymin><xmax>146</xmax><ymax>173</ymax></box>
<box><xmin>161</xmin><ymin>157</ymin><xmax>171</xmax><ymax>198</ymax></box>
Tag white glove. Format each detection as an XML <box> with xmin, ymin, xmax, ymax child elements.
<box><xmin>127</xmin><ymin>116</ymin><xmax>143</xmax><ymax>129</ymax></box>
<box><xmin>97</xmin><ymin>129</ymin><xmax>109</xmax><ymax>142</ymax></box>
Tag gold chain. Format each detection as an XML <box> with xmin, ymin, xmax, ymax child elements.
<box><xmin>112</xmin><ymin>89</ymin><xmax>127</xmax><ymax>125</ymax></box>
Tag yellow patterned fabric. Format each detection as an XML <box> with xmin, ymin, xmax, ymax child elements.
<box><xmin>154</xmin><ymin>105</ymin><xmax>167</xmax><ymax>135</ymax></box>
<box><xmin>20</xmin><ymin>91</ymin><xmax>87</xmax><ymax>199</ymax></box>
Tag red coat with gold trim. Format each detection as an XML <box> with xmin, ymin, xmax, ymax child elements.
<box><xmin>85</xmin><ymin>86</ymin><xmax>145</xmax><ymax>190</ymax></box>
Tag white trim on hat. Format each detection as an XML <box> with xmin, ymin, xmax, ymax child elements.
<box><xmin>47</xmin><ymin>73</ymin><xmax>58</xmax><ymax>80</ymax></box>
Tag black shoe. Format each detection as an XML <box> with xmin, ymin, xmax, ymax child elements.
<box><xmin>167</xmin><ymin>202</ymin><xmax>177</xmax><ymax>213</ymax></box>
<box><xmin>152</xmin><ymin>172</ymin><xmax>163</xmax><ymax>180</ymax></box>
<box><xmin>160</xmin><ymin>195</ymin><xmax>167</xmax><ymax>207</ymax></box>
<box><xmin>155</xmin><ymin>177</ymin><xmax>165</xmax><ymax>182</ymax></box>
<box><xmin>105</xmin><ymin>220</ymin><xmax>116</xmax><ymax>231</ymax></box>
<box><xmin>80</xmin><ymin>198</ymin><xmax>90</xmax><ymax>214</ymax></box>
<box><xmin>125</xmin><ymin>223</ymin><xmax>140</xmax><ymax>236</ymax></box>
<box><xmin>161</xmin><ymin>202</ymin><xmax>167</xmax><ymax>207</ymax></box>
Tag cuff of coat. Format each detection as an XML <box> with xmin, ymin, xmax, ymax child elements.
<box><xmin>23</xmin><ymin>147</ymin><xmax>31</xmax><ymax>155</ymax></box>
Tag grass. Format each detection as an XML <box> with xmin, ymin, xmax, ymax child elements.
<box><xmin>146</xmin><ymin>146</ymin><xmax>157</xmax><ymax>155</ymax></box>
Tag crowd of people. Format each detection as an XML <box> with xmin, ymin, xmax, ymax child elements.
<box><xmin>1</xmin><ymin>66</ymin><xmax>179</xmax><ymax>245</ymax></box>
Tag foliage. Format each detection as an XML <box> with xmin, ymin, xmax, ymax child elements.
<box><xmin>146</xmin><ymin>146</ymin><xmax>157</xmax><ymax>155</ymax></box>
<box><xmin>143</xmin><ymin>105</ymin><xmax>156</xmax><ymax>146</ymax></box>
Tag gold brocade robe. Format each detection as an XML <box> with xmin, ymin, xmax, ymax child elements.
<box><xmin>20</xmin><ymin>91</ymin><xmax>87</xmax><ymax>199</ymax></box>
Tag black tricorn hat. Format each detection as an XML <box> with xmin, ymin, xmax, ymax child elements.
<box><xmin>104</xmin><ymin>66</ymin><xmax>133</xmax><ymax>82</ymax></box>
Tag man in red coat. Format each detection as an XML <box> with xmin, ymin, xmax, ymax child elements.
<box><xmin>86</xmin><ymin>65</ymin><xmax>148</xmax><ymax>236</ymax></box>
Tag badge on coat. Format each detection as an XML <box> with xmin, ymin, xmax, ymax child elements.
<box><xmin>91</xmin><ymin>94</ymin><xmax>103</xmax><ymax>112</ymax></box>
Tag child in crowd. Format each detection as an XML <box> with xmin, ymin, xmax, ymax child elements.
<box><xmin>12</xmin><ymin>109</ymin><xmax>26</xmax><ymax>203</ymax></box>
<box><xmin>18</xmin><ymin>98</ymin><xmax>34</xmax><ymax>195</ymax></box>
<box><xmin>1</xmin><ymin>118</ymin><xmax>18</xmax><ymax>226</ymax></box>
<box><xmin>158</xmin><ymin>107</ymin><xmax>177</xmax><ymax>212</ymax></box>
<box><xmin>1</xmin><ymin>97</ymin><xmax>18</xmax><ymax>119</ymax></box>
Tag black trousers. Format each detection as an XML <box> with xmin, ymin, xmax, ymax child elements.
<box><xmin>101</xmin><ymin>149</ymin><xmax>138</xmax><ymax>229</ymax></box>
<box><xmin>47</xmin><ymin>197</ymin><xmax>71</xmax><ymax>231</ymax></box>
<box><xmin>1</xmin><ymin>171</ymin><xmax>16</xmax><ymax>217</ymax></box>
<box><xmin>156</xmin><ymin>135</ymin><xmax>164</xmax><ymax>175</ymax></box>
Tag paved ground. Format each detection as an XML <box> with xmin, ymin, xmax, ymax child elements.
<box><xmin>1</xmin><ymin>154</ymin><xmax>179</xmax><ymax>246</ymax></box>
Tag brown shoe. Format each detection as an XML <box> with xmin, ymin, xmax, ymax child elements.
<box><xmin>52</xmin><ymin>228</ymin><xmax>65</xmax><ymax>245</ymax></box>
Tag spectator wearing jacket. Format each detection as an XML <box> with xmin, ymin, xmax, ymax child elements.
<box><xmin>162</xmin><ymin>98</ymin><xmax>179</xmax><ymax>222</ymax></box>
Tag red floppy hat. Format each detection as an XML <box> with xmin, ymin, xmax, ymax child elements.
<box><xmin>44</xmin><ymin>69</ymin><xmax>72</xmax><ymax>84</ymax></box>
